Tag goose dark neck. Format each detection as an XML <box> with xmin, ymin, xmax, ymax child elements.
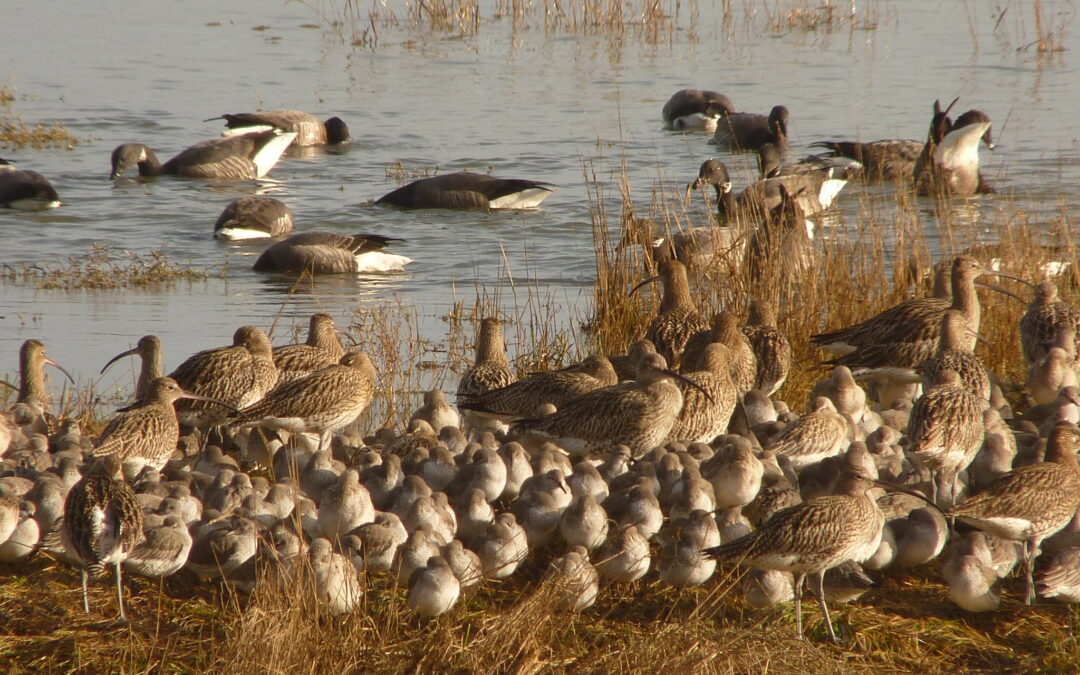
<box><xmin>138</xmin><ymin>147</ymin><xmax>166</xmax><ymax>177</ymax></box>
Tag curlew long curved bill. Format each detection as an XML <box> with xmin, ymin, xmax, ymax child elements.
<box><xmin>100</xmin><ymin>347</ymin><xmax>140</xmax><ymax>375</ymax></box>
<box><xmin>43</xmin><ymin>357</ymin><xmax>74</xmax><ymax>384</ymax></box>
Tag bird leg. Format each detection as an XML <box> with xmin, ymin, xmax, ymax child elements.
<box><xmin>793</xmin><ymin>572</ymin><xmax>806</xmax><ymax>638</ymax></box>
<box><xmin>115</xmin><ymin>561</ymin><xmax>127</xmax><ymax>621</ymax></box>
<box><xmin>1024</xmin><ymin>539</ymin><xmax>1037</xmax><ymax>605</ymax></box>
<box><xmin>81</xmin><ymin>568</ymin><xmax>90</xmax><ymax>614</ymax></box>
<box><xmin>813</xmin><ymin>570</ymin><xmax>838</xmax><ymax>643</ymax></box>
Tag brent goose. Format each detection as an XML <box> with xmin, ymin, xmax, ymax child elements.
<box><xmin>213</xmin><ymin>196</ymin><xmax>294</xmax><ymax>241</ymax></box>
<box><xmin>376</xmin><ymin>172</ymin><xmax>554</xmax><ymax>210</ymax></box>
<box><xmin>661</xmin><ymin>89</ymin><xmax>736</xmax><ymax>131</ymax></box>
<box><xmin>252</xmin><ymin>232</ymin><xmax>412</xmax><ymax>274</ymax></box>
<box><xmin>212</xmin><ymin>110</ymin><xmax>350</xmax><ymax>146</ymax></box>
<box><xmin>0</xmin><ymin>158</ymin><xmax>60</xmax><ymax>210</ymax></box>
<box><xmin>110</xmin><ymin>130</ymin><xmax>296</xmax><ymax>180</ymax></box>
<box><xmin>709</xmin><ymin>105</ymin><xmax>789</xmax><ymax>154</ymax></box>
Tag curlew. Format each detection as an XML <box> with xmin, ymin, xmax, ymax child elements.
<box><xmin>765</xmin><ymin>397</ymin><xmax>850</xmax><ymax>472</ymax></box>
<box><xmin>907</xmin><ymin>368</ymin><xmax>986</xmax><ymax>507</ymax></box>
<box><xmin>230</xmin><ymin>351</ymin><xmax>376</xmax><ymax>453</ymax></box>
<box><xmin>703</xmin><ymin>454</ymin><xmax>887</xmax><ymax>642</ymax></box>
<box><xmin>100</xmin><ymin>335</ymin><xmax>164</xmax><ymax>402</ymax></box>
<box><xmin>512</xmin><ymin>352</ymin><xmax>710</xmax><ymax>458</ymax></box>
<box><xmin>456</xmin><ymin>318</ymin><xmax>517</xmax><ymax>433</ymax></box>
<box><xmin>948</xmin><ymin>421</ymin><xmax>1080</xmax><ymax>604</ymax></box>
<box><xmin>681</xmin><ymin>312</ymin><xmax>757</xmax><ymax>396</ymax></box>
<box><xmin>458</xmin><ymin>354</ymin><xmax>617</xmax><ymax>423</ymax></box>
<box><xmin>1020</xmin><ymin>280</ymin><xmax>1080</xmax><ymax>368</ymax></box>
<box><xmin>168</xmin><ymin>326</ymin><xmax>278</xmax><ymax>429</ymax></box>
<box><xmin>15</xmin><ymin>339</ymin><xmax>74</xmax><ymax>415</ymax></box>
<box><xmin>632</xmin><ymin>259</ymin><xmax>708</xmax><ymax>370</ymax></box>
<box><xmin>272</xmin><ymin>313</ymin><xmax>346</xmax><ymax>383</ymax></box>
<box><xmin>917</xmin><ymin>310</ymin><xmax>992</xmax><ymax>400</ymax></box>
<box><xmin>61</xmin><ymin>454</ymin><xmax>145</xmax><ymax>620</ymax></box>
<box><xmin>91</xmin><ymin>377</ymin><xmax>233</xmax><ymax>480</ymax></box>
<box><xmin>742</xmin><ymin>299</ymin><xmax>792</xmax><ymax>396</ymax></box>
<box><xmin>668</xmin><ymin>343</ymin><xmax>737</xmax><ymax>444</ymax></box>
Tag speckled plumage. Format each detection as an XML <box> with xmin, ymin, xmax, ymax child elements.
<box><xmin>948</xmin><ymin>422</ymin><xmax>1080</xmax><ymax>604</ymax></box>
<box><xmin>918</xmin><ymin>310</ymin><xmax>991</xmax><ymax>400</ymax></box>
<box><xmin>639</xmin><ymin>260</ymin><xmax>708</xmax><ymax>370</ymax></box>
<box><xmin>92</xmin><ymin>377</ymin><xmax>228</xmax><ymax>480</ymax></box>
<box><xmin>232</xmin><ymin>352</ymin><xmax>376</xmax><ymax>451</ymax></box>
<box><xmin>272</xmin><ymin>313</ymin><xmax>345</xmax><ymax>383</ymax></box>
<box><xmin>169</xmin><ymin>326</ymin><xmax>278</xmax><ymax>428</ymax></box>
<box><xmin>512</xmin><ymin>353</ymin><xmax>689</xmax><ymax>458</ymax></box>
<box><xmin>765</xmin><ymin>397</ymin><xmax>849</xmax><ymax>471</ymax></box>
<box><xmin>61</xmin><ymin>455</ymin><xmax>145</xmax><ymax>619</ymax></box>
<box><xmin>669</xmin><ymin>344</ymin><xmax>737</xmax><ymax>444</ymax></box>
<box><xmin>1020</xmin><ymin>281</ymin><xmax>1080</xmax><ymax>367</ymax></box>
<box><xmin>681</xmin><ymin>312</ymin><xmax>757</xmax><ymax>395</ymax></box>
<box><xmin>458</xmin><ymin>354</ymin><xmax>616</xmax><ymax>420</ymax></box>
<box><xmin>742</xmin><ymin>299</ymin><xmax>791</xmax><ymax>396</ymax></box>
<box><xmin>704</xmin><ymin>459</ymin><xmax>885</xmax><ymax>642</ymax></box>
<box><xmin>907</xmin><ymin>369</ymin><xmax>986</xmax><ymax>506</ymax></box>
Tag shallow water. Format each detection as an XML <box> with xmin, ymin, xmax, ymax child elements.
<box><xmin>1</xmin><ymin>0</ymin><xmax>1078</xmax><ymax>397</ymax></box>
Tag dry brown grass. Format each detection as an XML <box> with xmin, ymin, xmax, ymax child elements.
<box><xmin>2</xmin><ymin>555</ymin><xmax>1077</xmax><ymax>673</ymax></box>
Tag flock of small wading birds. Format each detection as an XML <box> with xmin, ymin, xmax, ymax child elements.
<box><xmin>1</xmin><ymin>92</ymin><xmax>1079</xmax><ymax>646</ymax></box>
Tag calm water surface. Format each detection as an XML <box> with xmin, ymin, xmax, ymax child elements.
<box><xmin>1</xmin><ymin>0</ymin><xmax>1078</xmax><ymax>398</ymax></box>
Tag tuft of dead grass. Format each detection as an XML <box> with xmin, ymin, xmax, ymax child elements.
<box><xmin>0</xmin><ymin>245</ymin><xmax>216</xmax><ymax>291</ymax></box>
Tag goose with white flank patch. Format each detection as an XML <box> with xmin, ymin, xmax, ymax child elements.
<box><xmin>376</xmin><ymin>171</ymin><xmax>554</xmax><ymax>210</ymax></box>
<box><xmin>212</xmin><ymin>110</ymin><xmax>350</xmax><ymax>146</ymax></box>
<box><xmin>0</xmin><ymin>158</ymin><xmax>60</xmax><ymax>210</ymax></box>
<box><xmin>913</xmin><ymin>99</ymin><xmax>995</xmax><ymax>196</ymax></box>
<box><xmin>661</xmin><ymin>89</ymin><xmax>735</xmax><ymax>131</ymax></box>
<box><xmin>110</xmin><ymin>130</ymin><xmax>296</xmax><ymax>181</ymax></box>
<box><xmin>213</xmin><ymin>196</ymin><xmax>294</xmax><ymax>241</ymax></box>
<box><xmin>252</xmin><ymin>232</ymin><xmax>413</xmax><ymax>274</ymax></box>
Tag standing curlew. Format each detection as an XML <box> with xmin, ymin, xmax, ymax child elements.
<box><xmin>703</xmin><ymin>453</ymin><xmax>887</xmax><ymax>642</ymax></box>
<box><xmin>100</xmin><ymin>335</ymin><xmax>163</xmax><ymax>403</ymax></box>
<box><xmin>948</xmin><ymin>421</ymin><xmax>1080</xmax><ymax>604</ymax></box>
<box><xmin>230</xmin><ymin>351</ymin><xmax>376</xmax><ymax>452</ymax></box>
<box><xmin>907</xmin><ymin>368</ymin><xmax>986</xmax><ymax>507</ymax></box>
<box><xmin>1020</xmin><ymin>281</ymin><xmax>1080</xmax><ymax>368</ymax></box>
<box><xmin>272</xmin><ymin>313</ymin><xmax>346</xmax><ymax>383</ymax></box>
<box><xmin>91</xmin><ymin>377</ymin><xmax>234</xmax><ymax>480</ymax></box>
<box><xmin>15</xmin><ymin>339</ymin><xmax>73</xmax><ymax>415</ymax></box>
<box><xmin>668</xmin><ymin>343</ymin><xmax>738</xmax><ymax>444</ymax></box>
<box><xmin>681</xmin><ymin>312</ymin><xmax>757</xmax><ymax>396</ymax></box>
<box><xmin>918</xmin><ymin>310</ymin><xmax>991</xmax><ymax>401</ymax></box>
<box><xmin>633</xmin><ymin>259</ymin><xmax>708</xmax><ymax>370</ymax></box>
<box><xmin>61</xmin><ymin>454</ymin><xmax>145</xmax><ymax>620</ymax></box>
<box><xmin>457</xmin><ymin>354</ymin><xmax>617</xmax><ymax>423</ymax></box>
<box><xmin>742</xmin><ymin>299</ymin><xmax>792</xmax><ymax>396</ymax></box>
<box><xmin>168</xmin><ymin>326</ymin><xmax>278</xmax><ymax>429</ymax></box>
<box><xmin>456</xmin><ymin>318</ymin><xmax>517</xmax><ymax>433</ymax></box>
<box><xmin>512</xmin><ymin>352</ymin><xmax>711</xmax><ymax>458</ymax></box>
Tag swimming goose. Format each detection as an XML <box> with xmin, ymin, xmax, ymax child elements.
<box><xmin>252</xmin><ymin>231</ymin><xmax>412</xmax><ymax>274</ymax></box>
<box><xmin>110</xmin><ymin>130</ymin><xmax>297</xmax><ymax>180</ymax></box>
<box><xmin>0</xmin><ymin>158</ymin><xmax>60</xmax><ymax>210</ymax></box>
<box><xmin>375</xmin><ymin>171</ymin><xmax>554</xmax><ymax>210</ymax></box>
<box><xmin>755</xmin><ymin>143</ymin><xmax>851</xmax><ymax>214</ymax></box>
<box><xmin>661</xmin><ymin>89</ymin><xmax>735</xmax><ymax>131</ymax></box>
<box><xmin>212</xmin><ymin>110</ymin><xmax>350</xmax><ymax>146</ymax></box>
<box><xmin>213</xmin><ymin>196</ymin><xmax>294</xmax><ymax>240</ymax></box>
<box><xmin>913</xmin><ymin>101</ymin><xmax>995</xmax><ymax>197</ymax></box>
<box><xmin>686</xmin><ymin>158</ymin><xmax>839</xmax><ymax>224</ymax></box>
<box><xmin>709</xmin><ymin>105</ymin><xmax>789</xmax><ymax>154</ymax></box>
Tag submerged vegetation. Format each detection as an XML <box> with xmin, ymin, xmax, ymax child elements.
<box><xmin>0</xmin><ymin>245</ymin><xmax>215</xmax><ymax>291</ymax></box>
